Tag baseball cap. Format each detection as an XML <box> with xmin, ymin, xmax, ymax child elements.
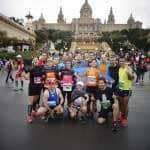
<box><xmin>76</xmin><ymin>81</ymin><xmax>84</xmax><ymax>87</ymax></box>
<box><xmin>16</xmin><ymin>55</ymin><xmax>22</xmax><ymax>58</ymax></box>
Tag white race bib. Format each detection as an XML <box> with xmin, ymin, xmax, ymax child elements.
<box><xmin>62</xmin><ymin>83</ymin><xmax>72</xmax><ymax>92</ymax></box>
<box><xmin>47</xmin><ymin>101</ymin><xmax>56</xmax><ymax>107</ymax></box>
<box><xmin>34</xmin><ymin>77</ymin><xmax>42</xmax><ymax>84</ymax></box>
<box><xmin>87</xmin><ymin>76</ymin><xmax>96</xmax><ymax>86</ymax></box>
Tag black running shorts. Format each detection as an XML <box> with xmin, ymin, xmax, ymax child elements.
<box><xmin>117</xmin><ymin>89</ymin><xmax>132</xmax><ymax>97</ymax></box>
<box><xmin>28</xmin><ymin>85</ymin><xmax>42</xmax><ymax>96</ymax></box>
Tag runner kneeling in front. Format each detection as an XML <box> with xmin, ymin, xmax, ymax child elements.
<box><xmin>96</xmin><ymin>77</ymin><xmax>120</xmax><ymax>132</ymax></box>
<box><xmin>69</xmin><ymin>81</ymin><xmax>89</xmax><ymax>122</ymax></box>
<box><xmin>34</xmin><ymin>80</ymin><xmax>64</xmax><ymax>121</ymax></box>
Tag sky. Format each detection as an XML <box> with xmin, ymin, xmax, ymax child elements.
<box><xmin>0</xmin><ymin>0</ymin><xmax>150</xmax><ymax>28</ymax></box>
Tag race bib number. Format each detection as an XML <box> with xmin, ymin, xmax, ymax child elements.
<box><xmin>34</xmin><ymin>77</ymin><xmax>42</xmax><ymax>84</ymax></box>
<box><xmin>62</xmin><ymin>84</ymin><xmax>72</xmax><ymax>92</ymax></box>
<box><xmin>47</xmin><ymin>101</ymin><xmax>57</xmax><ymax>107</ymax></box>
<box><xmin>87</xmin><ymin>76</ymin><xmax>97</xmax><ymax>86</ymax></box>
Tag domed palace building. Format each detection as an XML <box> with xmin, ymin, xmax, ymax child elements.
<box><xmin>33</xmin><ymin>0</ymin><xmax>142</xmax><ymax>51</ymax></box>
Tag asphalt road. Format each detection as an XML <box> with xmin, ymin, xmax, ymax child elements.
<box><xmin>0</xmin><ymin>72</ymin><xmax>150</xmax><ymax>150</ymax></box>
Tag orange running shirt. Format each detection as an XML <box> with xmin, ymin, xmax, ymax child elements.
<box><xmin>86</xmin><ymin>68</ymin><xmax>99</xmax><ymax>87</ymax></box>
<box><xmin>99</xmin><ymin>63</ymin><xmax>106</xmax><ymax>77</ymax></box>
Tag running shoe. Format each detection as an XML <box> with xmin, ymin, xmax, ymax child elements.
<box><xmin>135</xmin><ymin>82</ymin><xmax>139</xmax><ymax>85</ymax></box>
<box><xmin>20</xmin><ymin>87</ymin><xmax>23</xmax><ymax>91</ymax></box>
<box><xmin>14</xmin><ymin>87</ymin><xmax>19</xmax><ymax>91</ymax></box>
<box><xmin>118</xmin><ymin>112</ymin><xmax>123</xmax><ymax>123</ymax></box>
<box><xmin>141</xmin><ymin>81</ymin><xmax>144</xmax><ymax>86</ymax></box>
<box><xmin>112</xmin><ymin>121</ymin><xmax>120</xmax><ymax>132</ymax></box>
<box><xmin>79</xmin><ymin>116</ymin><xmax>87</xmax><ymax>124</ymax></box>
<box><xmin>121</xmin><ymin>117</ymin><xmax>128</xmax><ymax>127</ymax></box>
<box><xmin>11</xmin><ymin>79</ymin><xmax>14</xmax><ymax>83</ymax></box>
<box><xmin>26</xmin><ymin>115</ymin><xmax>33</xmax><ymax>123</ymax></box>
<box><xmin>31</xmin><ymin>111</ymin><xmax>37</xmax><ymax>118</ymax></box>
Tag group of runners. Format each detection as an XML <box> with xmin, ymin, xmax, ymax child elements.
<box><xmin>3</xmin><ymin>49</ymin><xmax>150</xmax><ymax>132</ymax></box>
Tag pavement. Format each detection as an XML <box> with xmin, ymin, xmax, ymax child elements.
<box><xmin>0</xmin><ymin>71</ymin><xmax>150</xmax><ymax>150</ymax></box>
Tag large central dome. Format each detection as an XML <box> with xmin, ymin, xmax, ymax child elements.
<box><xmin>80</xmin><ymin>0</ymin><xmax>92</xmax><ymax>18</ymax></box>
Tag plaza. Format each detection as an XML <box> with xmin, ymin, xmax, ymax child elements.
<box><xmin>0</xmin><ymin>72</ymin><xmax>150</xmax><ymax>150</ymax></box>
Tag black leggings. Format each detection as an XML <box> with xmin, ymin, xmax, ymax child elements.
<box><xmin>6</xmin><ymin>71</ymin><xmax>14</xmax><ymax>83</ymax></box>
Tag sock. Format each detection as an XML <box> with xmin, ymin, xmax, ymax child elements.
<box><xmin>32</xmin><ymin>102</ymin><xmax>37</xmax><ymax>111</ymax></box>
<box><xmin>15</xmin><ymin>80</ymin><xmax>18</xmax><ymax>88</ymax></box>
<box><xmin>36</xmin><ymin>96</ymin><xmax>40</xmax><ymax>106</ymax></box>
<box><xmin>21</xmin><ymin>80</ymin><xmax>23</xmax><ymax>88</ymax></box>
<box><xmin>28</xmin><ymin>105</ymin><xmax>33</xmax><ymax>116</ymax></box>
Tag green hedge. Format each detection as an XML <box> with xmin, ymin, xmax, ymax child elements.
<box><xmin>0</xmin><ymin>51</ymin><xmax>40</xmax><ymax>60</ymax></box>
<box><xmin>0</xmin><ymin>52</ymin><xmax>16</xmax><ymax>59</ymax></box>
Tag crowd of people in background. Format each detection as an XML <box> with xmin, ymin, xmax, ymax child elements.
<box><xmin>0</xmin><ymin>49</ymin><xmax>150</xmax><ymax>132</ymax></box>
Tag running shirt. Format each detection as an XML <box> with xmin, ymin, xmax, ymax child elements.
<box><xmin>57</xmin><ymin>62</ymin><xmax>65</xmax><ymax>71</ymax></box>
<box><xmin>99</xmin><ymin>63</ymin><xmax>106</xmax><ymax>77</ymax></box>
<box><xmin>17</xmin><ymin>62</ymin><xmax>24</xmax><ymax>74</ymax></box>
<box><xmin>6</xmin><ymin>61</ymin><xmax>13</xmax><ymax>71</ymax></box>
<box><xmin>60</xmin><ymin>69</ymin><xmax>75</xmax><ymax>92</ymax></box>
<box><xmin>47</xmin><ymin>90</ymin><xmax>58</xmax><ymax>107</ymax></box>
<box><xmin>29</xmin><ymin>66</ymin><xmax>45</xmax><ymax>87</ymax></box>
<box><xmin>139</xmin><ymin>62</ymin><xmax>147</xmax><ymax>72</ymax></box>
<box><xmin>71</xmin><ymin>89</ymin><xmax>85</xmax><ymax>102</ymax></box>
<box><xmin>108</xmin><ymin>65</ymin><xmax>119</xmax><ymax>90</ymax></box>
<box><xmin>96</xmin><ymin>87</ymin><xmax>114</xmax><ymax>109</ymax></box>
<box><xmin>86</xmin><ymin>67</ymin><xmax>99</xmax><ymax>87</ymax></box>
<box><xmin>96</xmin><ymin>87</ymin><xmax>114</xmax><ymax>102</ymax></box>
<box><xmin>118</xmin><ymin>67</ymin><xmax>132</xmax><ymax>90</ymax></box>
<box><xmin>43</xmin><ymin>88</ymin><xmax>62</xmax><ymax>107</ymax></box>
<box><xmin>62</xmin><ymin>75</ymin><xmax>73</xmax><ymax>91</ymax></box>
<box><xmin>15</xmin><ymin>61</ymin><xmax>24</xmax><ymax>78</ymax></box>
<box><xmin>72</xmin><ymin>62</ymin><xmax>88</xmax><ymax>82</ymax></box>
<box><xmin>17</xmin><ymin>62</ymin><xmax>24</xmax><ymax>72</ymax></box>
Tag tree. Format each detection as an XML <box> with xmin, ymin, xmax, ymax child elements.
<box><xmin>100</xmin><ymin>29</ymin><xmax>150</xmax><ymax>52</ymax></box>
<box><xmin>35</xmin><ymin>29</ymin><xmax>48</xmax><ymax>44</ymax></box>
<box><xmin>35</xmin><ymin>29</ymin><xmax>72</xmax><ymax>51</ymax></box>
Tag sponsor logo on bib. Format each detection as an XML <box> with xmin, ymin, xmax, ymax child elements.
<box><xmin>87</xmin><ymin>76</ymin><xmax>97</xmax><ymax>86</ymax></box>
<box><xmin>34</xmin><ymin>77</ymin><xmax>42</xmax><ymax>84</ymax></box>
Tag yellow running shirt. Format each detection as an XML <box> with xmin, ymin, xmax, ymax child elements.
<box><xmin>119</xmin><ymin>67</ymin><xmax>132</xmax><ymax>90</ymax></box>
